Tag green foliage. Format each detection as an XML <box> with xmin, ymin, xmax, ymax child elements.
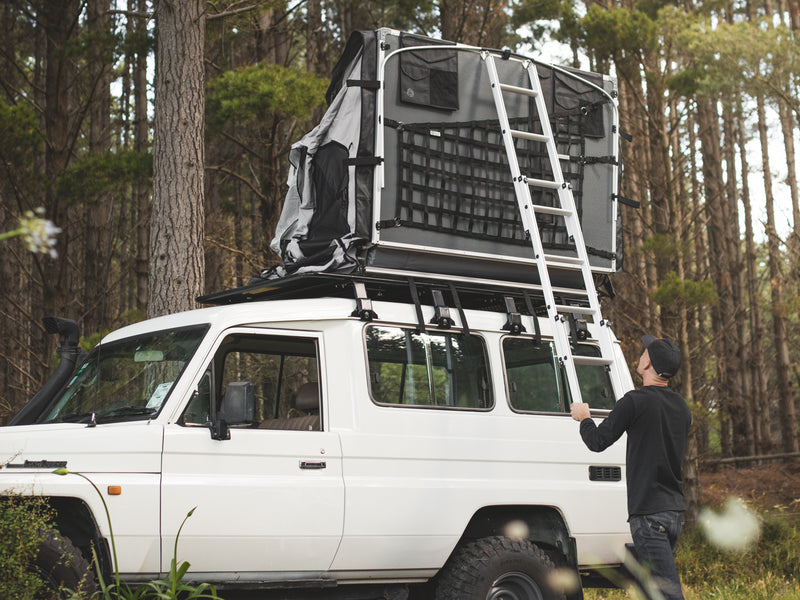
<box><xmin>677</xmin><ymin>511</ymin><xmax>800</xmax><ymax>587</ymax></box>
<box><xmin>511</xmin><ymin>0</ymin><xmax>579</xmax><ymax>42</ymax></box>
<box><xmin>581</xmin><ymin>5</ymin><xmax>658</xmax><ymax>65</ymax></box>
<box><xmin>586</xmin><ymin>509</ymin><xmax>800</xmax><ymax>599</ymax></box>
<box><xmin>0</xmin><ymin>100</ymin><xmax>42</xmax><ymax>158</ymax></box>
<box><xmin>652</xmin><ymin>272</ymin><xmax>718</xmax><ymax>307</ymax></box>
<box><xmin>0</xmin><ymin>100</ymin><xmax>44</xmax><ymax>199</ymax></box>
<box><xmin>666</xmin><ymin>11</ymin><xmax>800</xmax><ymax>103</ymax></box>
<box><xmin>206</xmin><ymin>62</ymin><xmax>328</xmax><ymax>130</ymax></box>
<box><xmin>56</xmin><ymin>151</ymin><xmax>153</xmax><ymax>206</ymax></box>
<box><xmin>0</xmin><ymin>493</ymin><xmax>56</xmax><ymax>599</ymax></box>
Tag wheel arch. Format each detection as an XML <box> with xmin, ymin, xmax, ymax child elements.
<box><xmin>48</xmin><ymin>496</ymin><xmax>112</xmax><ymax>579</ymax></box>
<box><xmin>459</xmin><ymin>505</ymin><xmax>576</xmax><ymax>567</ymax></box>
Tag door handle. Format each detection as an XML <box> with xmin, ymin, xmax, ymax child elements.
<box><xmin>299</xmin><ymin>460</ymin><xmax>326</xmax><ymax>470</ymax></box>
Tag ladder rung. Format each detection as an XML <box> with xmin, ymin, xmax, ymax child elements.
<box><xmin>543</xmin><ymin>253</ymin><xmax>583</xmax><ymax>265</ymax></box>
<box><xmin>531</xmin><ymin>204</ymin><xmax>570</xmax><ymax>216</ymax></box>
<box><xmin>573</xmin><ymin>356</ymin><xmax>613</xmax><ymax>367</ymax></box>
<box><xmin>555</xmin><ymin>304</ymin><xmax>598</xmax><ymax>316</ymax></box>
<box><xmin>510</xmin><ymin>129</ymin><xmax>549</xmax><ymax>143</ymax></box>
<box><xmin>526</xmin><ymin>178</ymin><xmax>561</xmax><ymax>190</ymax></box>
<box><xmin>499</xmin><ymin>83</ymin><xmax>538</xmax><ymax>97</ymax></box>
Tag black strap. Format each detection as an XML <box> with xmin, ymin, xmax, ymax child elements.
<box><xmin>613</xmin><ymin>194</ymin><xmax>640</xmax><ymax>209</ymax></box>
<box><xmin>586</xmin><ymin>246</ymin><xmax>616</xmax><ymax>260</ymax></box>
<box><xmin>376</xmin><ymin>217</ymin><xmax>403</xmax><ymax>230</ymax></box>
<box><xmin>448</xmin><ymin>283</ymin><xmax>470</xmax><ymax>335</ymax></box>
<box><xmin>346</xmin><ymin>79</ymin><xmax>380</xmax><ymax>90</ymax></box>
<box><xmin>522</xmin><ymin>290</ymin><xmax>542</xmax><ymax>346</ymax></box>
<box><xmin>579</xmin><ymin>155</ymin><xmax>618</xmax><ymax>165</ymax></box>
<box><xmin>345</xmin><ymin>156</ymin><xmax>383</xmax><ymax>167</ymax></box>
<box><xmin>408</xmin><ymin>278</ymin><xmax>426</xmax><ymax>333</ymax></box>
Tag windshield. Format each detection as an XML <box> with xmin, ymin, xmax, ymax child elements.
<box><xmin>39</xmin><ymin>325</ymin><xmax>208</xmax><ymax>425</ymax></box>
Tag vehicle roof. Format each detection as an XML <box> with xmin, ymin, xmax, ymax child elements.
<box><xmin>102</xmin><ymin>297</ymin><xmax>360</xmax><ymax>344</ymax></box>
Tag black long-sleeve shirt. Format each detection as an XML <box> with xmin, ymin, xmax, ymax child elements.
<box><xmin>579</xmin><ymin>385</ymin><xmax>692</xmax><ymax>518</ymax></box>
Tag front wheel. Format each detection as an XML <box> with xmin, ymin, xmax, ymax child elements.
<box><xmin>435</xmin><ymin>536</ymin><xmax>567</xmax><ymax>600</ymax></box>
<box><xmin>33</xmin><ymin>531</ymin><xmax>95</xmax><ymax>597</ymax></box>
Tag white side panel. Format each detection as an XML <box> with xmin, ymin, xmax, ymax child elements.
<box><xmin>322</xmin><ymin>317</ymin><xmax>630</xmax><ymax>574</ymax></box>
<box><xmin>161</xmin><ymin>426</ymin><xmax>344</xmax><ymax>575</ymax></box>
<box><xmin>0</xmin><ymin>423</ymin><xmax>163</xmax><ymax>574</ymax></box>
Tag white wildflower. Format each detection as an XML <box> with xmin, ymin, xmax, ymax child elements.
<box><xmin>19</xmin><ymin>208</ymin><xmax>61</xmax><ymax>258</ymax></box>
<box><xmin>700</xmin><ymin>497</ymin><xmax>761</xmax><ymax>551</ymax></box>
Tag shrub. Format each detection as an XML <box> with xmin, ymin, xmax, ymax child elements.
<box><xmin>0</xmin><ymin>493</ymin><xmax>57</xmax><ymax>599</ymax></box>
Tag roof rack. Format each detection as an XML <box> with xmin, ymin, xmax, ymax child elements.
<box><xmin>197</xmin><ymin>270</ymin><xmax>610</xmax><ymax>318</ymax></box>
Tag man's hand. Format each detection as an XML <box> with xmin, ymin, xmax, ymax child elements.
<box><xmin>570</xmin><ymin>402</ymin><xmax>591</xmax><ymax>422</ymax></box>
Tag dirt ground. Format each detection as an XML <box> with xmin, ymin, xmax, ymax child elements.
<box><xmin>699</xmin><ymin>460</ymin><xmax>800</xmax><ymax>516</ymax></box>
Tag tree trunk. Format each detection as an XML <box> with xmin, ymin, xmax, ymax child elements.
<box><xmin>83</xmin><ymin>0</ymin><xmax>113</xmax><ymax>336</ymax></box>
<box><xmin>149</xmin><ymin>0</ymin><xmax>205</xmax><ymax>317</ymax></box>
<box><xmin>696</xmin><ymin>95</ymin><xmax>741</xmax><ymax>457</ymax></box>
<box><xmin>755</xmin><ymin>92</ymin><xmax>799</xmax><ymax>454</ymax></box>
<box><xmin>736</xmin><ymin>101</ymin><xmax>771</xmax><ymax>453</ymax></box>
<box><xmin>134</xmin><ymin>0</ymin><xmax>150</xmax><ymax>315</ymax></box>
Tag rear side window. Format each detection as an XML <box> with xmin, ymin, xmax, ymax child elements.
<box><xmin>366</xmin><ymin>326</ymin><xmax>492</xmax><ymax>409</ymax></box>
<box><xmin>570</xmin><ymin>344</ymin><xmax>616</xmax><ymax>410</ymax></box>
<box><xmin>502</xmin><ymin>338</ymin><xmax>615</xmax><ymax>413</ymax></box>
<box><xmin>503</xmin><ymin>338</ymin><xmax>564</xmax><ymax>413</ymax></box>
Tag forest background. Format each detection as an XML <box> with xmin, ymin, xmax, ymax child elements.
<box><xmin>1</xmin><ymin>0</ymin><xmax>799</xmax><ymax>521</ymax></box>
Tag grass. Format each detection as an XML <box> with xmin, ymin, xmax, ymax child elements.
<box><xmin>585</xmin><ymin>507</ymin><xmax>800</xmax><ymax>600</ymax></box>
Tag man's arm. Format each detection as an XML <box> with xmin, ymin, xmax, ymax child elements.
<box><xmin>571</xmin><ymin>395</ymin><xmax>634</xmax><ymax>452</ymax></box>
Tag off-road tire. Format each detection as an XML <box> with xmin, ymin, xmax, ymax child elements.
<box><xmin>33</xmin><ymin>530</ymin><xmax>96</xmax><ymax>597</ymax></box>
<box><xmin>435</xmin><ymin>536</ymin><xmax>567</xmax><ymax>600</ymax></box>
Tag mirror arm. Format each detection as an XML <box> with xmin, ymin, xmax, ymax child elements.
<box><xmin>210</xmin><ymin>417</ymin><xmax>230</xmax><ymax>440</ymax></box>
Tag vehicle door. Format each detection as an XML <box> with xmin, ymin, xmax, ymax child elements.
<box><xmin>160</xmin><ymin>327</ymin><xmax>344</xmax><ymax>575</ymax></box>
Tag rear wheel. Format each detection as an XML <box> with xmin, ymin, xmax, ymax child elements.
<box><xmin>435</xmin><ymin>536</ymin><xmax>567</xmax><ymax>600</ymax></box>
<box><xmin>33</xmin><ymin>531</ymin><xmax>95</xmax><ymax>597</ymax></box>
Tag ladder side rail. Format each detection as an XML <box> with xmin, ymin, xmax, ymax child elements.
<box><xmin>521</xmin><ymin>59</ymin><xmax>623</xmax><ymax>401</ymax></box>
<box><xmin>483</xmin><ymin>52</ymin><xmax>587</xmax><ymax>405</ymax></box>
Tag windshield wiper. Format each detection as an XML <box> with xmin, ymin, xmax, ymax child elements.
<box><xmin>100</xmin><ymin>406</ymin><xmax>158</xmax><ymax>419</ymax></box>
<box><xmin>52</xmin><ymin>411</ymin><xmax>95</xmax><ymax>424</ymax></box>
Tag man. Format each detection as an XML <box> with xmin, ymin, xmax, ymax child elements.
<box><xmin>570</xmin><ymin>335</ymin><xmax>692</xmax><ymax>600</ymax></box>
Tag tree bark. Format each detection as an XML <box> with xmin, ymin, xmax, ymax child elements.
<box><xmin>736</xmin><ymin>100</ymin><xmax>771</xmax><ymax>454</ymax></box>
<box><xmin>755</xmin><ymin>91</ymin><xmax>798</xmax><ymax>454</ymax></box>
<box><xmin>149</xmin><ymin>0</ymin><xmax>205</xmax><ymax>317</ymax></box>
<box><xmin>83</xmin><ymin>0</ymin><xmax>113</xmax><ymax>336</ymax></box>
<box><xmin>134</xmin><ymin>0</ymin><xmax>150</xmax><ymax>315</ymax></box>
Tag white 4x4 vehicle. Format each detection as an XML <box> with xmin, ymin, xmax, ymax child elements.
<box><xmin>4</xmin><ymin>28</ymin><xmax>635</xmax><ymax>599</ymax></box>
<box><xmin>2</xmin><ymin>274</ymin><xmax>632</xmax><ymax>600</ymax></box>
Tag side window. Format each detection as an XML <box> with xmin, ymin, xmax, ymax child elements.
<box><xmin>502</xmin><ymin>338</ymin><xmax>615</xmax><ymax>412</ymax></box>
<box><xmin>571</xmin><ymin>344</ymin><xmax>615</xmax><ymax>410</ymax></box>
<box><xmin>181</xmin><ymin>333</ymin><xmax>321</xmax><ymax>431</ymax></box>
<box><xmin>366</xmin><ymin>326</ymin><xmax>492</xmax><ymax>409</ymax></box>
<box><xmin>503</xmin><ymin>338</ymin><xmax>564</xmax><ymax>413</ymax></box>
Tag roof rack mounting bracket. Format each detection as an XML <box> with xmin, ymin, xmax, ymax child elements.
<box><xmin>351</xmin><ymin>282</ymin><xmax>378</xmax><ymax>321</ymax></box>
<box><xmin>502</xmin><ymin>297</ymin><xmax>525</xmax><ymax>335</ymax></box>
<box><xmin>568</xmin><ymin>313</ymin><xmax>589</xmax><ymax>346</ymax></box>
<box><xmin>429</xmin><ymin>289</ymin><xmax>455</xmax><ymax>329</ymax></box>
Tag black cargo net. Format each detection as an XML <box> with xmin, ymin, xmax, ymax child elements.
<box><xmin>395</xmin><ymin>115</ymin><xmax>587</xmax><ymax>252</ymax></box>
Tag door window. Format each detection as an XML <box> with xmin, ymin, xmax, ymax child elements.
<box><xmin>181</xmin><ymin>333</ymin><xmax>321</xmax><ymax>431</ymax></box>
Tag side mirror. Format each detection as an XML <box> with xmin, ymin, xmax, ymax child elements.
<box><xmin>210</xmin><ymin>382</ymin><xmax>254</xmax><ymax>440</ymax></box>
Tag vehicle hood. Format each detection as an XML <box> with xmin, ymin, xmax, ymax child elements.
<box><xmin>0</xmin><ymin>422</ymin><xmax>164</xmax><ymax>474</ymax></box>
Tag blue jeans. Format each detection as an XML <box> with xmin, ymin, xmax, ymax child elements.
<box><xmin>629</xmin><ymin>511</ymin><xmax>685</xmax><ymax>600</ymax></box>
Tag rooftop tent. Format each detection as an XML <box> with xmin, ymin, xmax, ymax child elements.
<box><xmin>264</xmin><ymin>28</ymin><xmax>623</xmax><ymax>288</ymax></box>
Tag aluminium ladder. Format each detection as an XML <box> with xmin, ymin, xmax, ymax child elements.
<box><xmin>483</xmin><ymin>51</ymin><xmax>619</xmax><ymax>405</ymax></box>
